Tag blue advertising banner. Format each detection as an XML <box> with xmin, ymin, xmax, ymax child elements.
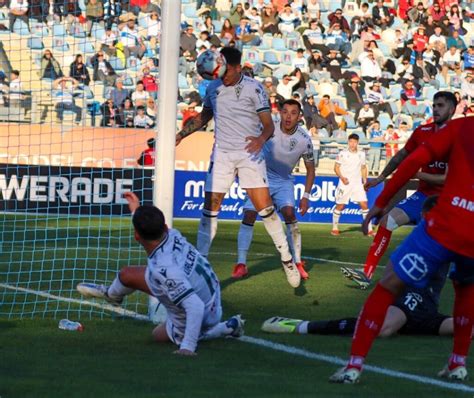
<box><xmin>0</xmin><ymin>164</ymin><xmax>384</xmax><ymax>224</ymax></box>
<box><xmin>173</xmin><ymin>170</ymin><xmax>384</xmax><ymax>224</ymax></box>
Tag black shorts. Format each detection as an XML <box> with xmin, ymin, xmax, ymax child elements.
<box><xmin>394</xmin><ymin>291</ymin><xmax>449</xmax><ymax>336</ymax></box>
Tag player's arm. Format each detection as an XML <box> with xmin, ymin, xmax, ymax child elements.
<box><xmin>300</xmin><ymin>159</ymin><xmax>316</xmax><ymax>216</ymax></box>
<box><xmin>415</xmin><ymin>167</ymin><xmax>448</xmax><ymax>185</ymax></box>
<box><xmin>176</xmin><ymin>107</ymin><xmax>214</xmax><ymax>146</ymax></box>
<box><xmin>365</xmin><ymin>147</ymin><xmax>409</xmax><ymax>189</ymax></box>
<box><xmin>334</xmin><ymin>161</ymin><xmax>348</xmax><ymax>185</ymax></box>
<box><xmin>175</xmin><ymin>293</ymin><xmax>205</xmax><ymax>355</ymax></box>
<box><xmin>361</xmin><ymin>163</ymin><xmax>368</xmax><ymax>185</ymax></box>
<box><xmin>245</xmin><ymin>111</ymin><xmax>274</xmax><ymax>154</ymax></box>
<box><xmin>362</xmin><ymin>123</ymin><xmax>457</xmax><ymax>234</ymax></box>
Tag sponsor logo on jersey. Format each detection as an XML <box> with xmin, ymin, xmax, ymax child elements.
<box><xmin>451</xmin><ymin>196</ymin><xmax>474</xmax><ymax>212</ymax></box>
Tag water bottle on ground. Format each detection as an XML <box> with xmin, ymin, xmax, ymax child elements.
<box><xmin>58</xmin><ymin>319</ymin><xmax>84</xmax><ymax>332</ymax></box>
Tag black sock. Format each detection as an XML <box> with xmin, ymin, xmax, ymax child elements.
<box><xmin>307</xmin><ymin>318</ymin><xmax>357</xmax><ymax>335</ymax></box>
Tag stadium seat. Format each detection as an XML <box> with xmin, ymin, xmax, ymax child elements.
<box><xmin>53</xmin><ymin>23</ymin><xmax>66</xmax><ymax>37</ymax></box>
<box><xmin>108</xmin><ymin>56</ymin><xmax>125</xmax><ymax>71</ymax></box>
<box><xmin>12</xmin><ymin>19</ymin><xmax>29</xmax><ymax>35</ymax></box>
<box><xmin>178</xmin><ymin>74</ymin><xmax>189</xmax><ymax>90</ymax></box>
<box><xmin>273</xmin><ymin>65</ymin><xmax>293</xmax><ymax>79</ymax></box>
<box><xmin>213</xmin><ymin>20</ymin><xmax>222</xmax><ymax>34</ymax></box>
<box><xmin>389</xmin><ymin>85</ymin><xmax>402</xmax><ymax>100</ymax></box>
<box><xmin>344</xmin><ymin>114</ymin><xmax>357</xmax><ymax>129</ymax></box>
<box><xmin>31</xmin><ymin>23</ymin><xmax>49</xmax><ymax>36</ymax></box>
<box><xmin>52</xmin><ymin>38</ymin><xmax>70</xmax><ymax>52</ymax></box>
<box><xmin>183</xmin><ymin>5</ymin><xmax>198</xmax><ymax>18</ymax></box>
<box><xmin>92</xmin><ymin>25</ymin><xmax>105</xmax><ymax>40</ymax></box>
<box><xmin>286</xmin><ymin>38</ymin><xmax>301</xmax><ymax>51</ymax></box>
<box><xmin>70</xmin><ymin>23</ymin><xmax>86</xmax><ymax>38</ymax></box>
<box><xmin>78</xmin><ymin>41</ymin><xmax>95</xmax><ymax>54</ymax></box>
<box><xmin>281</xmin><ymin>52</ymin><xmax>293</xmax><ymax>66</ymax></box>
<box><xmin>243</xmin><ymin>49</ymin><xmax>260</xmax><ymax>64</ymax></box>
<box><xmin>27</xmin><ymin>37</ymin><xmax>44</xmax><ymax>50</ymax></box>
<box><xmin>126</xmin><ymin>56</ymin><xmax>141</xmax><ymax>71</ymax></box>
<box><xmin>271</xmin><ymin>38</ymin><xmax>287</xmax><ymax>51</ymax></box>
<box><xmin>138</xmin><ymin>15</ymin><xmax>148</xmax><ymax>29</ymax></box>
<box><xmin>263</xmin><ymin>51</ymin><xmax>280</xmax><ymax>65</ymax></box>
<box><xmin>422</xmin><ymin>86</ymin><xmax>438</xmax><ymax>101</ymax></box>
<box><xmin>378</xmin><ymin>113</ymin><xmax>392</xmax><ymax>130</ymax></box>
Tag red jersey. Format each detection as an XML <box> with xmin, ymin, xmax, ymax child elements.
<box><xmin>139</xmin><ymin>148</ymin><xmax>155</xmax><ymax>166</ymax></box>
<box><xmin>376</xmin><ymin>117</ymin><xmax>474</xmax><ymax>258</ymax></box>
<box><xmin>404</xmin><ymin>122</ymin><xmax>448</xmax><ymax>196</ymax></box>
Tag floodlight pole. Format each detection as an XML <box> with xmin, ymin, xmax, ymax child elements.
<box><xmin>149</xmin><ymin>0</ymin><xmax>181</xmax><ymax>324</ymax></box>
<box><xmin>154</xmin><ymin>0</ymin><xmax>181</xmax><ymax>228</ymax></box>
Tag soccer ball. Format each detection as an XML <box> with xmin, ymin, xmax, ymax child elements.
<box><xmin>196</xmin><ymin>50</ymin><xmax>227</xmax><ymax>80</ymax></box>
<box><xmin>148</xmin><ymin>296</ymin><xmax>167</xmax><ymax>325</ymax></box>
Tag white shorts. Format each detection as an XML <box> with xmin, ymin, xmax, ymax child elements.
<box><xmin>165</xmin><ymin>285</ymin><xmax>223</xmax><ymax>346</ymax></box>
<box><xmin>205</xmin><ymin>148</ymin><xmax>268</xmax><ymax>193</ymax></box>
<box><xmin>243</xmin><ymin>177</ymin><xmax>294</xmax><ymax>212</ymax></box>
<box><xmin>335</xmin><ymin>182</ymin><xmax>367</xmax><ymax>205</ymax></box>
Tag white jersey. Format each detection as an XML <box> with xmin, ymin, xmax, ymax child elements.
<box><xmin>203</xmin><ymin>75</ymin><xmax>270</xmax><ymax>152</ymax></box>
<box><xmin>144</xmin><ymin>229</ymin><xmax>219</xmax><ymax>348</ymax></box>
<box><xmin>335</xmin><ymin>149</ymin><xmax>366</xmax><ymax>185</ymax></box>
<box><xmin>264</xmin><ymin>124</ymin><xmax>314</xmax><ymax>181</ymax></box>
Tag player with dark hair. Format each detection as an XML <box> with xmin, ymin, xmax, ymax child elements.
<box><xmin>341</xmin><ymin>91</ymin><xmax>457</xmax><ymax>288</ymax></box>
<box><xmin>263</xmin><ymin>196</ymin><xmax>456</xmax><ymax>338</ymax></box>
<box><xmin>331</xmin><ymin>133</ymin><xmax>374</xmax><ymax>236</ymax></box>
<box><xmin>175</xmin><ymin>47</ymin><xmax>302</xmax><ymax>288</ymax></box>
<box><xmin>330</xmin><ymin>116</ymin><xmax>474</xmax><ymax>383</ymax></box>
<box><xmin>77</xmin><ymin>192</ymin><xmax>244</xmax><ymax>356</ymax></box>
<box><xmin>233</xmin><ymin>99</ymin><xmax>315</xmax><ymax>280</ymax></box>
<box><xmin>137</xmin><ymin>138</ymin><xmax>156</xmax><ymax>166</ymax></box>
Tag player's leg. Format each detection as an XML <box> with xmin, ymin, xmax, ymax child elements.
<box><xmin>262</xmin><ymin>316</ymin><xmax>358</xmax><ymax>335</ymax></box>
<box><xmin>359</xmin><ymin>201</ymin><xmax>374</xmax><ymax>235</ymax></box>
<box><xmin>152</xmin><ymin>324</ymin><xmax>171</xmax><ymax>343</ymax></box>
<box><xmin>364</xmin><ymin>193</ymin><xmax>426</xmax><ymax>280</ymax></box>
<box><xmin>234</xmin><ymin>208</ymin><xmax>258</xmax><ymax>278</ymax></box>
<box><xmin>239</xmin><ymin>155</ymin><xmax>300</xmax><ymax>287</ymax></box>
<box><xmin>439</xmin><ymin>257</ymin><xmax>474</xmax><ymax>381</ymax></box>
<box><xmin>332</xmin><ymin>204</ymin><xmax>345</xmax><ymax>235</ymax></box>
<box><xmin>363</xmin><ymin>207</ymin><xmax>410</xmax><ymax>279</ymax></box>
<box><xmin>280</xmin><ymin>206</ymin><xmax>308</xmax><ymax>279</ymax></box>
<box><xmin>197</xmin><ymin>191</ymin><xmax>225</xmax><ymax>257</ymax></box>
<box><xmin>438</xmin><ymin>318</ymin><xmax>454</xmax><ymax>336</ymax></box>
<box><xmin>331</xmin><ymin>221</ymin><xmax>452</xmax><ymax>384</ymax></box>
<box><xmin>197</xmin><ymin>149</ymin><xmax>237</xmax><ymax>257</ymax></box>
<box><xmin>378</xmin><ymin>306</ymin><xmax>408</xmax><ymax>337</ymax></box>
<box><xmin>77</xmin><ymin>266</ymin><xmax>149</xmax><ymax>305</ymax></box>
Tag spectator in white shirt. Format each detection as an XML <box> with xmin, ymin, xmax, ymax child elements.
<box><xmin>131</xmin><ymin>80</ymin><xmax>150</xmax><ymax>106</ymax></box>
<box><xmin>278</xmin><ymin>4</ymin><xmax>298</xmax><ymax>34</ymax></box>
<box><xmin>442</xmin><ymin>46</ymin><xmax>461</xmax><ymax>70</ymax></box>
<box><xmin>196</xmin><ymin>31</ymin><xmax>212</xmax><ymax>50</ymax></box>
<box><xmin>461</xmin><ymin>73</ymin><xmax>474</xmax><ymax>101</ymax></box>
<box><xmin>276</xmin><ymin>74</ymin><xmax>300</xmax><ymax>99</ymax></box>
<box><xmin>247</xmin><ymin>7</ymin><xmax>262</xmax><ymax>31</ymax></box>
<box><xmin>429</xmin><ymin>26</ymin><xmax>446</xmax><ymax>55</ymax></box>
<box><xmin>52</xmin><ymin>77</ymin><xmax>82</xmax><ymax>124</ymax></box>
<box><xmin>8</xmin><ymin>70</ymin><xmax>24</xmax><ymax>107</ymax></box>
<box><xmin>306</xmin><ymin>0</ymin><xmax>321</xmax><ymax>20</ymax></box>
<box><xmin>9</xmin><ymin>0</ymin><xmax>29</xmax><ymax>33</ymax></box>
<box><xmin>133</xmin><ymin>106</ymin><xmax>154</xmax><ymax>129</ymax></box>
<box><xmin>100</xmin><ymin>26</ymin><xmax>118</xmax><ymax>57</ymax></box>
<box><xmin>291</xmin><ymin>48</ymin><xmax>310</xmax><ymax>75</ymax></box>
<box><xmin>118</xmin><ymin>13</ymin><xmax>146</xmax><ymax>59</ymax></box>
<box><xmin>147</xmin><ymin>11</ymin><xmax>161</xmax><ymax>52</ymax></box>
<box><xmin>360</xmin><ymin>50</ymin><xmax>382</xmax><ymax>82</ymax></box>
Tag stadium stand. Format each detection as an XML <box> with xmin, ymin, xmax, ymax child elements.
<box><xmin>0</xmin><ymin>0</ymin><xmax>472</xmax><ymax>174</ymax></box>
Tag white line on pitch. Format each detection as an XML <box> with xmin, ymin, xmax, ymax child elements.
<box><xmin>0</xmin><ymin>282</ymin><xmax>470</xmax><ymax>393</ymax></box>
<box><xmin>240</xmin><ymin>336</ymin><xmax>474</xmax><ymax>394</ymax></box>
<box><xmin>0</xmin><ymin>283</ymin><xmax>149</xmax><ymax>321</ymax></box>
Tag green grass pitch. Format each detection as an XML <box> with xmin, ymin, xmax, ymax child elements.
<box><xmin>0</xmin><ymin>217</ymin><xmax>471</xmax><ymax>397</ymax></box>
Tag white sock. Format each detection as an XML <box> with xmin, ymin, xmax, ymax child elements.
<box><xmin>259</xmin><ymin>206</ymin><xmax>292</xmax><ymax>263</ymax></box>
<box><xmin>107</xmin><ymin>275</ymin><xmax>135</xmax><ymax>301</ymax></box>
<box><xmin>332</xmin><ymin>209</ymin><xmax>341</xmax><ymax>230</ymax></box>
<box><xmin>200</xmin><ymin>321</ymin><xmax>234</xmax><ymax>340</ymax></box>
<box><xmin>237</xmin><ymin>223</ymin><xmax>254</xmax><ymax>264</ymax></box>
<box><xmin>286</xmin><ymin>221</ymin><xmax>301</xmax><ymax>263</ymax></box>
<box><xmin>361</xmin><ymin>209</ymin><xmax>373</xmax><ymax>231</ymax></box>
<box><xmin>197</xmin><ymin>209</ymin><xmax>219</xmax><ymax>257</ymax></box>
<box><xmin>296</xmin><ymin>321</ymin><xmax>309</xmax><ymax>334</ymax></box>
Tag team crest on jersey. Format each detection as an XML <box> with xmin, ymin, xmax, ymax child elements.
<box><xmin>289</xmin><ymin>138</ymin><xmax>297</xmax><ymax>151</ymax></box>
<box><xmin>235</xmin><ymin>84</ymin><xmax>243</xmax><ymax>100</ymax></box>
<box><xmin>165</xmin><ymin>279</ymin><xmax>177</xmax><ymax>289</ymax></box>
<box><xmin>158</xmin><ymin>268</ymin><xmax>167</xmax><ymax>277</ymax></box>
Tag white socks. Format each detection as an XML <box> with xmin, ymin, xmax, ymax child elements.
<box><xmin>286</xmin><ymin>221</ymin><xmax>302</xmax><ymax>264</ymax></box>
<box><xmin>361</xmin><ymin>209</ymin><xmax>373</xmax><ymax>231</ymax></box>
<box><xmin>296</xmin><ymin>321</ymin><xmax>309</xmax><ymax>334</ymax></box>
<box><xmin>197</xmin><ymin>209</ymin><xmax>219</xmax><ymax>257</ymax></box>
<box><xmin>259</xmin><ymin>206</ymin><xmax>292</xmax><ymax>263</ymax></box>
<box><xmin>201</xmin><ymin>321</ymin><xmax>234</xmax><ymax>340</ymax></box>
<box><xmin>107</xmin><ymin>275</ymin><xmax>135</xmax><ymax>301</ymax></box>
<box><xmin>237</xmin><ymin>223</ymin><xmax>254</xmax><ymax>264</ymax></box>
<box><xmin>332</xmin><ymin>209</ymin><xmax>341</xmax><ymax>230</ymax></box>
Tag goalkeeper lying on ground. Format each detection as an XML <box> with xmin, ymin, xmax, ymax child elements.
<box><xmin>77</xmin><ymin>192</ymin><xmax>244</xmax><ymax>356</ymax></box>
